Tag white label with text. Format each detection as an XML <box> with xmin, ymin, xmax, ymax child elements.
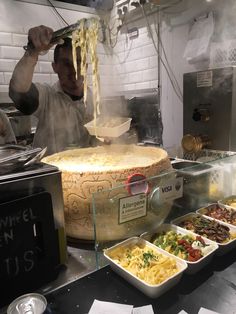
<box><xmin>119</xmin><ymin>194</ymin><xmax>147</xmax><ymax>224</ymax></box>
<box><xmin>197</xmin><ymin>70</ymin><xmax>213</xmax><ymax>87</ymax></box>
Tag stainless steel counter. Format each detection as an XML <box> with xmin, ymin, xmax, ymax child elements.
<box><xmin>40</xmin><ymin>245</ymin><xmax>107</xmax><ymax>296</ymax></box>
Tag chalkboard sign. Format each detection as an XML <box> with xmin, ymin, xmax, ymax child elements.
<box><xmin>0</xmin><ymin>192</ymin><xmax>60</xmax><ymax>307</ymax></box>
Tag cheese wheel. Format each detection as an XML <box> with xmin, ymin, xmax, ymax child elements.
<box><xmin>43</xmin><ymin>144</ymin><xmax>173</xmax><ymax>241</ymax></box>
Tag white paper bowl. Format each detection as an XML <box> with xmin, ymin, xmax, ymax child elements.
<box><xmin>85</xmin><ymin>117</ymin><xmax>132</xmax><ymax>138</ymax></box>
<box><xmin>103</xmin><ymin>237</ymin><xmax>187</xmax><ymax>298</ymax></box>
<box><xmin>140</xmin><ymin>224</ymin><xmax>218</xmax><ymax>274</ymax></box>
<box><xmin>171</xmin><ymin>213</ymin><xmax>236</xmax><ymax>256</ymax></box>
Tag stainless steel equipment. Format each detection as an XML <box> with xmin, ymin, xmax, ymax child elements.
<box><xmin>127</xmin><ymin>94</ymin><xmax>163</xmax><ymax>146</ymax></box>
<box><xmin>171</xmin><ymin>159</ymin><xmax>214</xmax><ymax>212</ymax></box>
<box><xmin>183</xmin><ymin>67</ymin><xmax>236</xmax><ymax>152</ymax></box>
<box><xmin>0</xmin><ymin>104</ymin><xmax>34</xmax><ymax>144</ymax></box>
<box><xmin>56</xmin><ymin>0</ymin><xmax>114</xmax><ymax>10</ymax></box>
<box><xmin>0</xmin><ymin>160</ymin><xmax>67</xmax><ymax>308</ymax></box>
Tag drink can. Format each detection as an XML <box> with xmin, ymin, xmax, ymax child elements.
<box><xmin>7</xmin><ymin>293</ymin><xmax>47</xmax><ymax>314</ymax></box>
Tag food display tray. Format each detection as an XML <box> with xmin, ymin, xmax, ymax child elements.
<box><xmin>196</xmin><ymin>203</ymin><xmax>236</xmax><ymax>229</ymax></box>
<box><xmin>85</xmin><ymin>117</ymin><xmax>132</xmax><ymax>138</ymax></box>
<box><xmin>218</xmin><ymin>195</ymin><xmax>236</xmax><ymax>211</ymax></box>
<box><xmin>171</xmin><ymin>212</ymin><xmax>236</xmax><ymax>256</ymax></box>
<box><xmin>171</xmin><ymin>160</ymin><xmax>213</xmax><ymax>176</ymax></box>
<box><xmin>103</xmin><ymin>237</ymin><xmax>187</xmax><ymax>298</ymax></box>
<box><xmin>140</xmin><ymin>224</ymin><xmax>218</xmax><ymax>274</ymax></box>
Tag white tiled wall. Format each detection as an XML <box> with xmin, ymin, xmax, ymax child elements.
<box><xmin>110</xmin><ymin>9</ymin><xmax>193</xmax><ymax>148</ymax></box>
<box><xmin>112</xmin><ymin>16</ymin><xmax>159</xmax><ymax>92</ymax></box>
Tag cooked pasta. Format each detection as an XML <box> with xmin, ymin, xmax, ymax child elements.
<box><xmin>107</xmin><ymin>243</ymin><xmax>179</xmax><ymax>285</ymax></box>
<box><xmin>72</xmin><ymin>18</ymin><xmax>101</xmax><ymax>136</ymax></box>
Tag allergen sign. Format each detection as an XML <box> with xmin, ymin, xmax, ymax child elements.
<box><xmin>119</xmin><ymin>193</ymin><xmax>147</xmax><ymax>224</ymax></box>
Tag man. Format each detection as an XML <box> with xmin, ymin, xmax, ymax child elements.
<box><xmin>9</xmin><ymin>25</ymin><xmax>95</xmax><ymax>156</ymax></box>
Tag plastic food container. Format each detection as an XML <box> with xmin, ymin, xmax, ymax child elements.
<box><xmin>196</xmin><ymin>203</ymin><xmax>236</xmax><ymax>228</ymax></box>
<box><xmin>171</xmin><ymin>160</ymin><xmax>213</xmax><ymax>176</ymax></box>
<box><xmin>103</xmin><ymin>237</ymin><xmax>187</xmax><ymax>298</ymax></box>
<box><xmin>140</xmin><ymin>224</ymin><xmax>218</xmax><ymax>274</ymax></box>
<box><xmin>84</xmin><ymin>116</ymin><xmax>132</xmax><ymax>138</ymax></box>
<box><xmin>171</xmin><ymin>213</ymin><xmax>236</xmax><ymax>256</ymax></box>
<box><xmin>218</xmin><ymin>195</ymin><xmax>236</xmax><ymax>211</ymax></box>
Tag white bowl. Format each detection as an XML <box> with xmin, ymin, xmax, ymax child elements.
<box><xmin>104</xmin><ymin>237</ymin><xmax>187</xmax><ymax>298</ymax></box>
<box><xmin>85</xmin><ymin>116</ymin><xmax>132</xmax><ymax>138</ymax></box>
<box><xmin>140</xmin><ymin>224</ymin><xmax>218</xmax><ymax>274</ymax></box>
<box><xmin>171</xmin><ymin>213</ymin><xmax>236</xmax><ymax>256</ymax></box>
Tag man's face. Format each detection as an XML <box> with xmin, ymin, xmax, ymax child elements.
<box><xmin>52</xmin><ymin>46</ymin><xmax>83</xmax><ymax>97</ymax></box>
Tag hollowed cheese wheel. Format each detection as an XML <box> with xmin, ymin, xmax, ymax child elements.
<box><xmin>42</xmin><ymin>144</ymin><xmax>172</xmax><ymax>241</ymax></box>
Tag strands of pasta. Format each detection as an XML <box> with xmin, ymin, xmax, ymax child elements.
<box><xmin>109</xmin><ymin>244</ymin><xmax>179</xmax><ymax>285</ymax></box>
<box><xmin>72</xmin><ymin>19</ymin><xmax>88</xmax><ymax>100</ymax></box>
<box><xmin>72</xmin><ymin>18</ymin><xmax>101</xmax><ymax>137</ymax></box>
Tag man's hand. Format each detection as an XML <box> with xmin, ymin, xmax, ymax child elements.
<box><xmin>27</xmin><ymin>25</ymin><xmax>54</xmax><ymax>54</ymax></box>
<box><xmin>9</xmin><ymin>25</ymin><xmax>55</xmax><ymax>94</ymax></box>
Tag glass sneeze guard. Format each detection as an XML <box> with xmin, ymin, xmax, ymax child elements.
<box><xmin>91</xmin><ymin>152</ymin><xmax>236</xmax><ymax>268</ymax></box>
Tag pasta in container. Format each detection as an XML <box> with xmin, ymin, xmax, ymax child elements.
<box><xmin>104</xmin><ymin>237</ymin><xmax>187</xmax><ymax>298</ymax></box>
<box><xmin>84</xmin><ymin>116</ymin><xmax>132</xmax><ymax>138</ymax></box>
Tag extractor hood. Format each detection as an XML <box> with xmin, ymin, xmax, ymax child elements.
<box><xmin>57</xmin><ymin>0</ymin><xmax>114</xmax><ymax>10</ymax></box>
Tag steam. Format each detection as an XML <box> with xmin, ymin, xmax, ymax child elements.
<box><xmin>198</xmin><ymin>0</ymin><xmax>236</xmax><ymax>92</ymax></box>
<box><xmin>214</xmin><ymin>0</ymin><xmax>236</xmax><ymax>42</ymax></box>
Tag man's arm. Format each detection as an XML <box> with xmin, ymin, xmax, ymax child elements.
<box><xmin>9</xmin><ymin>25</ymin><xmax>54</xmax><ymax>114</ymax></box>
<box><xmin>10</xmin><ymin>50</ymin><xmax>38</xmax><ymax>93</ymax></box>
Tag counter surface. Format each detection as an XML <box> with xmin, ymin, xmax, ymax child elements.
<box><xmin>45</xmin><ymin>248</ymin><xmax>236</xmax><ymax>314</ymax></box>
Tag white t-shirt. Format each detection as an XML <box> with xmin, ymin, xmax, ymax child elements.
<box><xmin>33</xmin><ymin>81</ymin><xmax>94</xmax><ymax>156</ymax></box>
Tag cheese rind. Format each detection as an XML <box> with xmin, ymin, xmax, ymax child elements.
<box><xmin>43</xmin><ymin>145</ymin><xmax>172</xmax><ymax>240</ymax></box>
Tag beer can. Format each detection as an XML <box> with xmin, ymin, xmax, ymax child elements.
<box><xmin>7</xmin><ymin>293</ymin><xmax>47</xmax><ymax>314</ymax></box>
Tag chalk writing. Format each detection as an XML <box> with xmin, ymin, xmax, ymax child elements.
<box><xmin>0</xmin><ymin>208</ymin><xmax>37</xmax><ymax>248</ymax></box>
<box><xmin>0</xmin><ymin>208</ymin><xmax>36</xmax><ymax>230</ymax></box>
<box><xmin>3</xmin><ymin>250</ymin><xmax>34</xmax><ymax>277</ymax></box>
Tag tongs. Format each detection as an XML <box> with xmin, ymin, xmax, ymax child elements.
<box><xmin>0</xmin><ymin>146</ymin><xmax>47</xmax><ymax>174</ymax></box>
<box><xmin>23</xmin><ymin>18</ymin><xmax>104</xmax><ymax>51</ymax></box>
<box><xmin>23</xmin><ymin>21</ymin><xmax>82</xmax><ymax>51</ymax></box>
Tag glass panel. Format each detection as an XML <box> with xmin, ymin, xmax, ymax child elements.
<box><xmin>92</xmin><ymin>152</ymin><xmax>236</xmax><ymax>268</ymax></box>
<box><xmin>92</xmin><ymin>170</ymin><xmax>182</xmax><ymax>264</ymax></box>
